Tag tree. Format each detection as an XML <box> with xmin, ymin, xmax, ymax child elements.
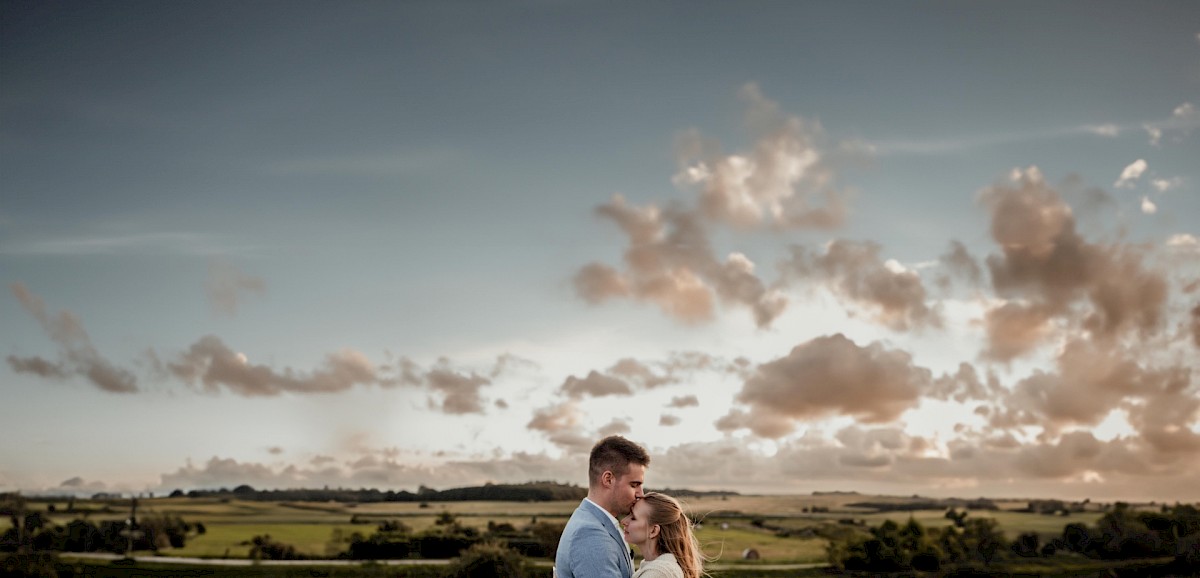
<box><xmin>445</xmin><ymin>541</ymin><xmax>529</xmax><ymax>578</ymax></box>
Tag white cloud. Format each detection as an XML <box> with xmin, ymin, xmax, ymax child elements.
<box><xmin>1141</xmin><ymin>197</ymin><xmax>1157</xmax><ymax>214</ymax></box>
<box><xmin>1114</xmin><ymin>159</ymin><xmax>1147</xmax><ymax>188</ymax></box>
<box><xmin>1150</xmin><ymin>177</ymin><xmax>1182</xmax><ymax>192</ymax></box>
<box><xmin>1085</xmin><ymin>124</ymin><xmax>1120</xmax><ymax>137</ymax></box>
<box><xmin>1166</xmin><ymin>234</ymin><xmax>1200</xmax><ymax>253</ymax></box>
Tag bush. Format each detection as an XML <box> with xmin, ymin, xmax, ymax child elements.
<box><xmin>444</xmin><ymin>541</ymin><xmax>529</xmax><ymax>578</ymax></box>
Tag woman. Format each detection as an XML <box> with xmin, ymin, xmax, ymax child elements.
<box><xmin>620</xmin><ymin>492</ymin><xmax>705</xmax><ymax>578</ymax></box>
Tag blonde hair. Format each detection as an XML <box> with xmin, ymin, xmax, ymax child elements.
<box><xmin>641</xmin><ymin>492</ymin><xmax>705</xmax><ymax>578</ymax></box>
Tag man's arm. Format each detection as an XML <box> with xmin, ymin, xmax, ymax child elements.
<box><xmin>568</xmin><ymin>524</ymin><xmax>626</xmax><ymax>578</ymax></box>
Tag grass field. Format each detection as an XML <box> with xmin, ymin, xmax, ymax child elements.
<box><xmin>15</xmin><ymin>494</ymin><xmax>1128</xmax><ymax>564</ymax></box>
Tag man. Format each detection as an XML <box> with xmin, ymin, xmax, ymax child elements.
<box><xmin>555</xmin><ymin>435</ymin><xmax>649</xmax><ymax>578</ymax></box>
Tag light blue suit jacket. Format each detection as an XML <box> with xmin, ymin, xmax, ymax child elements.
<box><xmin>555</xmin><ymin>499</ymin><xmax>632</xmax><ymax>578</ymax></box>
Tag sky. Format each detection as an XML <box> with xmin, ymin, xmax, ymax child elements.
<box><xmin>2</xmin><ymin>1</ymin><xmax>1199</xmax><ymax>502</ymax></box>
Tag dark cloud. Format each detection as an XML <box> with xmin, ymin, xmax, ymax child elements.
<box><xmin>668</xmin><ymin>395</ymin><xmax>699</xmax><ymax>408</ymax></box>
<box><xmin>938</xmin><ymin>240</ymin><xmax>983</xmax><ymax>288</ymax></box>
<box><xmin>659</xmin><ymin>414</ymin><xmax>681</xmax><ymax>427</ymax></box>
<box><xmin>785</xmin><ymin>240</ymin><xmax>940</xmax><ymax>331</ymax></box>
<box><xmin>720</xmin><ymin>334</ymin><xmax>930</xmax><ymax>437</ymax></box>
<box><xmin>6</xmin><ymin>355</ymin><xmax>69</xmax><ymax>379</ymax></box>
<box><xmin>980</xmin><ymin>169</ymin><xmax>1168</xmax><ymax>358</ymax></box>
<box><xmin>9</xmin><ymin>283</ymin><xmax>138</xmax><ymax>393</ymax></box>
<box><xmin>425</xmin><ymin>364</ymin><xmax>491</xmax><ymax>414</ymax></box>
<box><xmin>1190</xmin><ymin>303</ymin><xmax>1200</xmax><ymax>348</ymax></box>
<box><xmin>205</xmin><ymin>259</ymin><xmax>265</xmax><ymax>317</ymax></box>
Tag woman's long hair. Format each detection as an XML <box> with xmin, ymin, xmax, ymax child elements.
<box><xmin>641</xmin><ymin>492</ymin><xmax>705</xmax><ymax>578</ymax></box>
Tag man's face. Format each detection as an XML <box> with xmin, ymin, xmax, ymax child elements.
<box><xmin>610</xmin><ymin>463</ymin><xmax>646</xmax><ymax>517</ymax></box>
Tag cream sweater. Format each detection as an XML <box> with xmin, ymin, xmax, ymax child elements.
<box><xmin>632</xmin><ymin>552</ymin><xmax>683</xmax><ymax>578</ymax></box>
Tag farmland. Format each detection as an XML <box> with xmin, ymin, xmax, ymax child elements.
<box><xmin>18</xmin><ymin>492</ymin><xmax>1118</xmax><ymax>563</ymax></box>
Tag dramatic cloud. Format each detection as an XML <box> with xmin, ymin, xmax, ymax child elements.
<box><xmin>206</xmin><ymin>259</ymin><xmax>265</xmax><ymax>316</ymax></box>
<box><xmin>575</xmin><ymin>195</ymin><xmax>785</xmax><ymax>326</ymax></box>
<box><xmin>979</xmin><ymin>167</ymin><xmax>1168</xmax><ymax>358</ymax></box>
<box><xmin>785</xmin><ymin>240</ymin><xmax>941</xmax><ymax>330</ymax></box>
<box><xmin>1114</xmin><ymin>159</ymin><xmax>1147</xmax><ymax>188</ymax></box>
<box><xmin>938</xmin><ymin>240</ymin><xmax>984</xmax><ymax>288</ymax></box>
<box><xmin>672</xmin><ymin>84</ymin><xmax>851</xmax><ymax>230</ymax></box>
<box><xmin>8</xmin><ymin>283</ymin><xmax>138</xmax><ymax>393</ymax></box>
<box><xmin>167</xmin><ymin>335</ymin><xmax>380</xmax><ymax>396</ymax></box>
<box><xmin>573</xmin><ymin>86</ymin><xmax>862</xmax><ymax>328</ymax></box>
<box><xmin>719</xmin><ymin>334</ymin><xmax>931</xmax><ymax>437</ymax></box>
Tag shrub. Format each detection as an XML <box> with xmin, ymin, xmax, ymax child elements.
<box><xmin>444</xmin><ymin>541</ymin><xmax>529</xmax><ymax>578</ymax></box>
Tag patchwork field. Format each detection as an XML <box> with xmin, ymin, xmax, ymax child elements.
<box><xmin>16</xmin><ymin>492</ymin><xmax>1128</xmax><ymax>564</ymax></box>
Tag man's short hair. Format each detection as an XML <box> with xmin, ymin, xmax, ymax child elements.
<box><xmin>588</xmin><ymin>435</ymin><xmax>650</xmax><ymax>487</ymax></box>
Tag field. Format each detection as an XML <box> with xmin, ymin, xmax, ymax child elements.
<box><xmin>18</xmin><ymin>493</ymin><xmax>1120</xmax><ymax>564</ymax></box>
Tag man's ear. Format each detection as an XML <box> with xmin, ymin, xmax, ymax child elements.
<box><xmin>601</xmin><ymin>470</ymin><xmax>614</xmax><ymax>488</ymax></box>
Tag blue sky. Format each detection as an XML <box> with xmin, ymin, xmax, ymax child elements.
<box><xmin>2</xmin><ymin>1</ymin><xmax>1199</xmax><ymax>501</ymax></box>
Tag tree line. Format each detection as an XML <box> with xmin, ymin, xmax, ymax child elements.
<box><xmin>827</xmin><ymin>502</ymin><xmax>1200</xmax><ymax>575</ymax></box>
<box><xmin>166</xmin><ymin>481</ymin><xmax>588</xmax><ymax>503</ymax></box>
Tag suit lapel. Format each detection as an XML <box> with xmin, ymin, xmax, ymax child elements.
<box><xmin>583</xmin><ymin>500</ymin><xmax>631</xmax><ymax>575</ymax></box>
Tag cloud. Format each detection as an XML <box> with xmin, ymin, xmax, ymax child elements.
<box><xmin>526</xmin><ymin>400</ymin><xmax>593</xmax><ymax>454</ymax></box>
<box><xmin>784</xmin><ymin>240</ymin><xmax>941</xmax><ymax>330</ymax></box>
<box><xmin>575</xmin><ymin>196</ymin><xmax>786</xmax><ymax>327</ymax></box>
<box><xmin>574</xmin><ymin>86</ymin><xmax>862</xmax><ymax>328</ymax></box>
<box><xmin>8</xmin><ymin>283</ymin><xmax>138</xmax><ymax>393</ymax></box>
<box><xmin>167</xmin><ymin>335</ymin><xmax>380</xmax><ymax>396</ymax></box>
<box><xmin>1085</xmin><ymin>124</ymin><xmax>1121</xmax><ymax>137</ymax></box>
<box><xmin>267</xmin><ymin>447</ymin><xmax>284</xmax><ymax>455</ymax></box>
<box><xmin>1150</xmin><ymin>177</ymin><xmax>1182</xmax><ymax>192</ymax></box>
<box><xmin>597</xmin><ymin>419</ymin><xmax>632</xmax><ymax>437</ymax></box>
<box><xmin>6</xmin><ymin>355</ymin><xmax>70</xmax><ymax>379</ymax></box>
<box><xmin>1190</xmin><ymin>304</ymin><xmax>1200</xmax><ymax>348</ymax></box>
<box><xmin>659</xmin><ymin>414</ymin><xmax>681</xmax><ymax>426</ymax></box>
<box><xmin>425</xmin><ymin>363</ymin><xmax>491</xmax><ymax>414</ymax></box>
<box><xmin>1144</xmin><ymin>102</ymin><xmax>1198</xmax><ymax>146</ymax></box>
<box><xmin>938</xmin><ymin>240</ymin><xmax>983</xmax><ymax>288</ymax></box>
<box><xmin>557</xmin><ymin>352</ymin><xmax>745</xmax><ymax>399</ymax></box>
<box><xmin>981</xmin><ymin>302</ymin><xmax>1055</xmax><ymax>362</ymax></box>
<box><xmin>979</xmin><ymin>167</ymin><xmax>1168</xmax><ymax>357</ymax></box>
<box><xmin>560</xmin><ymin>370</ymin><xmax>633</xmax><ymax>399</ymax></box>
<box><xmin>668</xmin><ymin>395</ymin><xmax>699</xmax><ymax>408</ymax></box>
<box><xmin>1114</xmin><ymin>159</ymin><xmax>1147</xmax><ymax>189</ymax></box>
<box><xmin>719</xmin><ymin>334</ymin><xmax>931</xmax><ymax>437</ymax></box>
<box><xmin>672</xmin><ymin>83</ymin><xmax>851</xmax><ymax>230</ymax></box>
<box><xmin>206</xmin><ymin>259</ymin><xmax>265</xmax><ymax>316</ymax></box>
<box><xmin>1141</xmin><ymin>197</ymin><xmax>1157</xmax><ymax>214</ymax></box>
<box><xmin>0</xmin><ymin>232</ymin><xmax>227</xmax><ymax>257</ymax></box>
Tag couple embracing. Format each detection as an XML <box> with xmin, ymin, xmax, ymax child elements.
<box><xmin>555</xmin><ymin>436</ymin><xmax>705</xmax><ymax>578</ymax></box>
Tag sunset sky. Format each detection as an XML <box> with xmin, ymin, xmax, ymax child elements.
<box><xmin>2</xmin><ymin>2</ymin><xmax>1199</xmax><ymax>502</ymax></box>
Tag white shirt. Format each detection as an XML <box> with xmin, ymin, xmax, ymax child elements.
<box><xmin>585</xmin><ymin>497</ymin><xmax>625</xmax><ymax>538</ymax></box>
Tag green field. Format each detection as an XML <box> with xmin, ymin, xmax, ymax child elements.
<box><xmin>14</xmin><ymin>494</ymin><xmax>1129</xmax><ymax>564</ymax></box>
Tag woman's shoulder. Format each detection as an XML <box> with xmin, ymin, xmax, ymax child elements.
<box><xmin>633</xmin><ymin>553</ymin><xmax>683</xmax><ymax>578</ymax></box>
